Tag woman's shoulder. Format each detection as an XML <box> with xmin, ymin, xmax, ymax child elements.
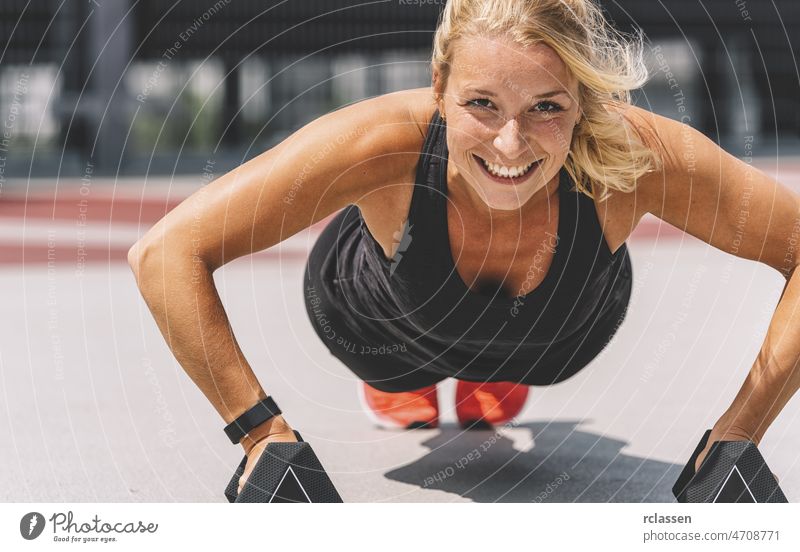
<box><xmin>607</xmin><ymin>103</ymin><xmax>688</xmax><ymax>173</ymax></box>
<box><xmin>347</xmin><ymin>89</ymin><xmax>438</xmax><ymax>254</ymax></box>
<box><xmin>355</xmin><ymin>86</ymin><xmax>437</xmax><ymax>149</ymax></box>
<box><xmin>370</xmin><ymin>87</ymin><xmax>439</xmax><ymax>167</ymax></box>
<box><xmin>400</xmin><ymin>86</ymin><xmax>440</xmax><ymax>140</ymax></box>
<box><xmin>602</xmin><ymin>103</ymin><xmax>699</xmax><ymax>209</ymax></box>
<box><xmin>343</xmin><ymin>87</ymin><xmax>438</xmax><ymax>194</ymax></box>
<box><xmin>587</xmin><ymin>103</ymin><xmax>682</xmax><ymax>249</ymax></box>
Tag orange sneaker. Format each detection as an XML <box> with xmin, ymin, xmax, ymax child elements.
<box><xmin>358</xmin><ymin>382</ymin><xmax>439</xmax><ymax>429</ymax></box>
<box><xmin>455</xmin><ymin>380</ymin><xmax>529</xmax><ymax>429</ymax></box>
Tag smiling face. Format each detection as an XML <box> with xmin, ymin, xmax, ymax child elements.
<box><xmin>434</xmin><ymin>34</ymin><xmax>582</xmax><ymax>213</ymax></box>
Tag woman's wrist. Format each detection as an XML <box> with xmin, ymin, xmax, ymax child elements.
<box><xmin>240</xmin><ymin>414</ymin><xmax>292</xmax><ymax>455</ymax></box>
<box><xmin>712</xmin><ymin>411</ymin><xmax>762</xmax><ymax>445</ymax></box>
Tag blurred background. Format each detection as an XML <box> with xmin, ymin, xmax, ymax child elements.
<box><xmin>1</xmin><ymin>0</ymin><xmax>799</xmax><ymax>179</ymax></box>
<box><xmin>2</xmin><ymin>1</ymin><xmax>800</xmax><ymax>502</ymax></box>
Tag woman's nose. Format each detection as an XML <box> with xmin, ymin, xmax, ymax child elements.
<box><xmin>492</xmin><ymin>118</ymin><xmax>527</xmax><ymax>161</ymax></box>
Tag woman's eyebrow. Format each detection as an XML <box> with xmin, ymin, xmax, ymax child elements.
<box><xmin>466</xmin><ymin>87</ymin><xmax>570</xmax><ymax>99</ymax></box>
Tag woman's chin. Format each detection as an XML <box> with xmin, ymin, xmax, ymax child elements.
<box><xmin>470</xmin><ymin>186</ymin><xmax>534</xmax><ymax>211</ymax></box>
<box><xmin>468</xmin><ymin>176</ymin><xmax>543</xmax><ymax>211</ymax></box>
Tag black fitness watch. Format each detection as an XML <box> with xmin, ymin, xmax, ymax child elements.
<box><xmin>223</xmin><ymin>396</ymin><xmax>282</xmax><ymax>444</ymax></box>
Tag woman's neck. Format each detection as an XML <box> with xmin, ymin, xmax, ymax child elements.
<box><xmin>445</xmin><ymin>165</ymin><xmax>561</xmax><ymax>227</ymax></box>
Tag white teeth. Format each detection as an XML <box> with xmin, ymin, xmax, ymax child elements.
<box><xmin>478</xmin><ymin>156</ymin><xmax>537</xmax><ymax>178</ymax></box>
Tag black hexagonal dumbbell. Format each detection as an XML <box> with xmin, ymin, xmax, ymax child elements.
<box><xmin>224</xmin><ymin>430</ymin><xmax>343</xmax><ymax>503</ymax></box>
<box><xmin>672</xmin><ymin>429</ymin><xmax>788</xmax><ymax>503</ymax></box>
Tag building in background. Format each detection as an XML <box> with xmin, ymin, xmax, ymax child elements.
<box><xmin>1</xmin><ymin>0</ymin><xmax>798</xmax><ymax>179</ymax></box>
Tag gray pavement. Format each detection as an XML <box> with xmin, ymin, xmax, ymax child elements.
<box><xmin>1</xmin><ymin>232</ymin><xmax>799</xmax><ymax>502</ymax></box>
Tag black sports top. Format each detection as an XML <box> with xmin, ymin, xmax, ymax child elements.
<box><xmin>317</xmin><ymin>110</ymin><xmax>633</xmax><ymax>385</ymax></box>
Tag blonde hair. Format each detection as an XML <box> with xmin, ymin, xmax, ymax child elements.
<box><xmin>431</xmin><ymin>0</ymin><xmax>661</xmax><ymax>200</ymax></box>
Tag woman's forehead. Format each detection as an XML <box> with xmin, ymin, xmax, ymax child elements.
<box><xmin>449</xmin><ymin>36</ymin><xmax>576</xmax><ymax>92</ymax></box>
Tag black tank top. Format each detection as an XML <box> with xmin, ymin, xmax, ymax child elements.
<box><xmin>320</xmin><ymin>110</ymin><xmax>633</xmax><ymax>383</ymax></box>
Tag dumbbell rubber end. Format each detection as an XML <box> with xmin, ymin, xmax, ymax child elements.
<box><xmin>672</xmin><ymin>430</ymin><xmax>712</xmax><ymax>501</ymax></box>
<box><xmin>673</xmin><ymin>429</ymin><xmax>788</xmax><ymax>503</ymax></box>
<box><xmin>225</xmin><ymin>430</ymin><xmax>305</xmax><ymax>503</ymax></box>
<box><xmin>224</xmin><ymin>430</ymin><xmax>343</xmax><ymax>503</ymax></box>
<box><xmin>224</xmin><ymin>456</ymin><xmax>247</xmax><ymax>503</ymax></box>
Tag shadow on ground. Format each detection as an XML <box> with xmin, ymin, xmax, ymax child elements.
<box><xmin>384</xmin><ymin>420</ymin><xmax>682</xmax><ymax>502</ymax></box>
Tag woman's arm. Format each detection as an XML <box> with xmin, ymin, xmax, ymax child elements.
<box><xmin>129</xmin><ymin>233</ymin><xmax>294</xmax><ymax>454</ymax></box>
<box><xmin>627</xmin><ymin>106</ymin><xmax>800</xmax><ymax>472</ymax></box>
<box><xmin>127</xmin><ymin>89</ymin><xmax>427</xmax><ymax>455</ymax></box>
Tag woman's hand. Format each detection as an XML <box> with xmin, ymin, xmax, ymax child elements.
<box><xmin>693</xmin><ymin>424</ymin><xmax>779</xmax><ymax>483</ymax></box>
<box><xmin>237</xmin><ymin>415</ymin><xmax>299</xmax><ymax>495</ymax></box>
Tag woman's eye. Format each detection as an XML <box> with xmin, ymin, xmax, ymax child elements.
<box><xmin>533</xmin><ymin>101</ymin><xmax>564</xmax><ymax>114</ymax></box>
<box><xmin>465</xmin><ymin>98</ymin><xmax>564</xmax><ymax>116</ymax></box>
<box><xmin>467</xmin><ymin>98</ymin><xmax>494</xmax><ymax>109</ymax></box>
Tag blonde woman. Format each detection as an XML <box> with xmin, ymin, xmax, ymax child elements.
<box><xmin>130</xmin><ymin>0</ymin><xmax>800</xmax><ymax>496</ymax></box>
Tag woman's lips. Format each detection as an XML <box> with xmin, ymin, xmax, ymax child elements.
<box><xmin>473</xmin><ymin>154</ymin><xmax>541</xmax><ymax>185</ymax></box>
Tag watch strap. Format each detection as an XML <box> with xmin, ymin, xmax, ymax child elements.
<box><xmin>224</xmin><ymin>396</ymin><xmax>282</xmax><ymax>444</ymax></box>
